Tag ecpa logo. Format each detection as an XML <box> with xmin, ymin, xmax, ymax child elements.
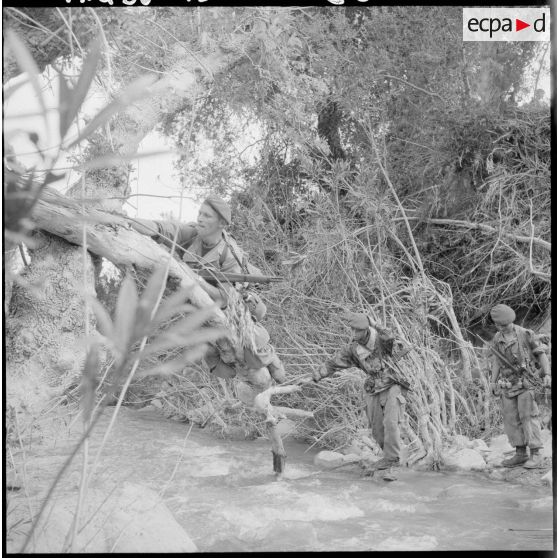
<box><xmin>463</xmin><ymin>8</ymin><xmax>550</xmax><ymax>42</ymax></box>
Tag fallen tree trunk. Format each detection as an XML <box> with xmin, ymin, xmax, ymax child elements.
<box><xmin>31</xmin><ymin>186</ymin><xmax>221</xmax><ymax>314</ymax></box>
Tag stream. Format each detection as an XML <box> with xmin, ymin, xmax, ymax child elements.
<box><xmin>7</xmin><ymin>406</ymin><xmax>554</xmax><ymax>552</ymax></box>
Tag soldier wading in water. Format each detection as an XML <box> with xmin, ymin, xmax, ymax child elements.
<box><xmin>313</xmin><ymin>311</ymin><xmax>409</xmax><ymax>482</ymax></box>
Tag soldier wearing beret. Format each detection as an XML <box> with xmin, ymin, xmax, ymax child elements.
<box><xmin>130</xmin><ymin>195</ymin><xmax>243</xmax><ymax>307</ymax></box>
<box><xmin>313</xmin><ymin>311</ymin><xmax>408</xmax><ymax>481</ymax></box>
<box><xmin>488</xmin><ymin>304</ymin><xmax>551</xmax><ymax>468</ymax></box>
<box><xmin>130</xmin><ymin>195</ymin><xmax>285</xmax><ymax>388</ymax></box>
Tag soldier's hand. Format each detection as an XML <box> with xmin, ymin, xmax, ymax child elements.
<box><xmin>312</xmin><ymin>367</ymin><xmax>323</xmax><ymax>383</ymax></box>
<box><xmin>543</xmin><ymin>375</ymin><xmax>551</xmax><ymax>388</ymax></box>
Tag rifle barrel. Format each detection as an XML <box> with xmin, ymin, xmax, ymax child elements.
<box><xmin>196</xmin><ymin>270</ymin><xmax>283</xmax><ymax>284</ymax></box>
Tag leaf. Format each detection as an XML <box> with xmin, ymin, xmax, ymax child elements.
<box><xmin>138</xmin><ymin>303</ymin><xmax>197</xmax><ymax>339</ymax></box>
<box><xmin>88</xmin><ymin>296</ymin><xmax>114</xmax><ymax>339</ymax></box>
<box><xmin>67</xmin><ymin>74</ymin><xmax>156</xmax><ymax>149</ymax></box>
<box><xmin>135</xmin><ymin>326</ymin><xmax>226</xmax><ymax>360</ymax></box>
<box><xmin>136</xmin><ymin>345</ymin><xmax>210</xmax><ymax>378</ymax></box>
<box><xmin>113</xmin><ymin>274</ymin><xmax>139</xmax><ymax>352</ymax></box>
<box><xmin>81</xmin><ymin>345</ymin><xmax>100</xmax><ymax>423</ymax></box>
<box><xmin>133</xmin><ymin>284</ymin><xmax>196</xmax><ymax>341</ymax></box>
<box><xmin>42</xmin><ymin>171</ymin><xmax>65</xmax><ymax>187</ymax></box>
<box><xmin>57</xmin><ymin>71</ymin><xmax>72</xmax><ymax>141</ymax></box>
<box><xmin>6</xmin><ymin>31</ymin><xmax>49</xmax><ymax>144</ymax></box>
<box><xmin>160</xmin><ymin>304</ymin><xmax>221</xmax><ymax>340</ymax></box>
<box><xmin>150</xmin><ymin>287</ymin><xmax>198</xmax><ymax>328</ymax></box>
<box><xmin>3</xmin><ymin>76</ymin><xmax>29</xmax><ymax>101</ymax></box>
<box><xmin>60</xmin><ymin>37</ymin><xmax>103</xmax><ymax>140</ymax></box>
<box><xmin>135</xmin><ymin>265</ymin><xmax>168</xmax><ymax>324</ymax></box>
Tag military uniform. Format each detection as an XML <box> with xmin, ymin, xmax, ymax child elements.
<box><xmin>488</xmin><ymin>304</ymin><xmax>551</xmax><ymax>468</ymax></box>
<box><xmin>314</xmin><ymin>315</ymin><xmax>407</xmax><ymax>471</ymax></box>
<box><xmin>151</xmin><ymin>220</ymin><xmax>285</xmax><ymax>388</ymax></box>
<box><xmin>490</xmin><ymin>324</ymin><xmax>546</xmax><ymax>458</ymax></box>
<box><xmin>154</xmin><ymin>220</ymin><xmax>244</xmax><ymax>276</ymax></box>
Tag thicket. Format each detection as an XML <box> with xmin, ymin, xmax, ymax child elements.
<box><xmin>4</xmin><ymin>6</ymin><xmax>551</xmax><ymax>474</ymax></box>
<box><xmin>119</xmin><ymin>9</ymin><xmax>552</xmax><ymax>464</ymax></box>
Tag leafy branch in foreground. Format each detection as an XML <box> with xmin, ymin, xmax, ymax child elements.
<box><xmin>20</xmin><ymin>265</ymin><xmax>225</xmax><ymax>552</ymax></box>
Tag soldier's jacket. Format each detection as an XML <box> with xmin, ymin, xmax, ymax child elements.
<box><xmin>490</xmin><ymin>324</ymin><xmax>547</xmax><ymax>397</ymax></box>
<box><xmin>321</xmin><ymin>326</ymin><xmax>402</xmax><ymax>395</ymax></box>
<box><xmin>153</xmin><ymin>221</ymin><xmax>245</xmax><ymax>274</ymax></box>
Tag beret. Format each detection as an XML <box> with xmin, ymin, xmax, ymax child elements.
<box><xmin>341</xmin><ymin>311</ymin><xmax>370</xmax><ymax>330</ymax></box>
<box><xmin>490</xmin><ymin>304</ymin><xmax>516</xmax><ymax>324</ymax></box>
<box><xmin>203</xmin><ymin>195</ymin><xmax>231</xmax><ymax>225</ymax></box>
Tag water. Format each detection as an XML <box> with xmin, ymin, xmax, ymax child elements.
<box><xmin>8</xmin><ymin>407</ymin><xmax>554</xmax><ymax>552</ymax></box>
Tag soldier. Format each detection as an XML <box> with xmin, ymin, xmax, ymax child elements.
<box><xmin>129</xmin><ymin>195</ymin><xmax>285</xmax><ymax>388</ymax></box>
<box><xmin>488</xmin><ymin>304</ymin><xmax>551</xmax><ymax>469</ymax></box>
<box><xmin>129</xmin><ymin>195</ymin><xmax>245</xmax><ymax>309</ymax></box>
<box><xmin>312</xmin><ymin>311</ymin><xmax>408</xmax><ymax>481</ymax></box>
<box><xmin>210</xmin><ymin>290</ymin><xmax>286</xmax><ymax>387</ymax></box>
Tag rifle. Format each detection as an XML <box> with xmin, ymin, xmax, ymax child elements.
<box><xmin>478</xmin><ymin>334</ymin><xmax>547</xmax><ymax>392</ymax></box>
<box><xmin>196</xmin><ymin>270</ymin><xmax>283</xmax><ymax>285</ymax></box>
<box><xmin>297</xmin><ymin>346</ymin><xmax>414</xmax><ymax>390</ymax></box>
<box><xmin>380</xmin><ymin>346</ymin><xmax>413</xmax><ymax>391</ymax></box>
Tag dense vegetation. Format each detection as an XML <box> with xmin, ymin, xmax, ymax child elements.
<box><xmin>4</xmin><ymin>6</ymin><xmax>551</xmax><ymax>467</ymax></box>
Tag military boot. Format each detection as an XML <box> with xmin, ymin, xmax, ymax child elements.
<box><xmin>382</xmin><ymin>466</ymin><xmax>398</xmax><ymax>482</ymax></box>
<box><xmin>523</xmin><ymin>448</ymin><xmax>544</xmax><ymax>469</ymax></box>
<box><xmin>372</xmin><ymin>457</ymin><xmax>400</xmax><ymax>470</ymax></box>
<box><xmin>272</xmin><ymin>451</ymin><xmax>286</xmax><ymax>475</ymax></box>
<box><xmin>502</xmin><ymin>446</ymin><xmax>528</xmax><ymax>467</ymax></box>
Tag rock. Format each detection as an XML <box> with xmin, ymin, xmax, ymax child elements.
<box><xmin>27</xmin><ymin>482</ymin><xmax>198</xmax><ymax>553</ymax></box>
<box><xmin>444</xmin><ymin>448</ymin><xmax>487</xmax><ymax>471</ymax></box>
<box><xmin>541</xmin><ymin>470</ymin><xmax>552</xmax><ymax>486</ymax></box>
<box><xmin>340</xmin><ymin>440</ymin><xmax>364</xmax><ymax>456</ymax></box>
<box><xmin>467</xmin><ymin>438</ymin><xmax>489</xmax><ymax>451</ymax></box>
<box><xmin>342</xmin><ymin>453</ymin><xmax>361</xmax><ymax>464</ymax></box>
<box><xmin>313</xmin><ymin>450</ymin><xmax>345</xmax><ymax>469</ymax></box>
<box><xmin>452</xmin><ymin>434</ymin><xmax>470</xmax><ymax>451</ymax></box>
<box><xmin>151</xmin><ymin>399</ymin><xmax>163</xmax><ymax>409</ymax></box>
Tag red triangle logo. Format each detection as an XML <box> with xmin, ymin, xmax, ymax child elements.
<box><xmin>516</xmin><ymin>19</ymin><xmax>530</xmax><ymax>31</ymax></box>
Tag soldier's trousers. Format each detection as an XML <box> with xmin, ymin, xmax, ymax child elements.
<box><xmin>501</xmin><ymin>390</ymin><xmax>543</xmax><ymax>449</ymax></box>
<box><xmin>365</xmin><ymin>384</ymin><xmax>405</xmax><ymax>462</ymax></box>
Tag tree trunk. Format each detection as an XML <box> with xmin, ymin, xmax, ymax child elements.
<box><xmin>31</xmin><ymin>186</ymin><xmax>221</xmax><ymax>312</ymax></box>
<box><xmin>6</xmin><ymin>232</ymin><xmax>97</xmax><ymax>422</ymax></box>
